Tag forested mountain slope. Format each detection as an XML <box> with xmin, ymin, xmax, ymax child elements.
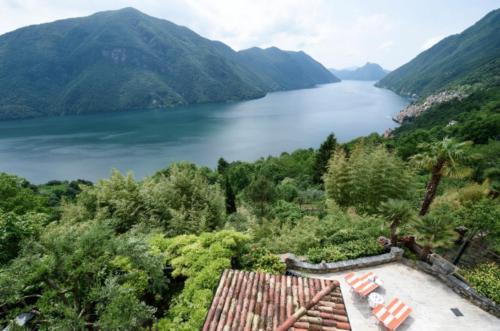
<box><xmin>238</xmin><ymin>47</ymin><xmax>339</xmax><ymax>90</ymax></box>
<box><xmin>377</xmin><ymin>9</ymin><xmax>500</xmax><ymax>97</ymax></box>
<box><xmin>330</xmin><ymin>62</ymin><xmax>389</xmax><ymax>81</ymax></box>
<box><xmin>0</xmin><ymin>8</ymin><xmax>337</xmax><ymax>120</ymax></box>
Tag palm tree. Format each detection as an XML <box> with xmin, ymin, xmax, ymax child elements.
<box><xmin>412</xmin><ymin>214</ymin><xmax>458</xmax><ymax>261</ymax></box>
<box><xmin>379</xmin><ymin>199</ymin><xmax>416</xmax><ymax>246</ymax></box>
<box><xmin>411</xmin><ymin>138</ymin><xmax>472</xmax><ymax>216</ymax></box>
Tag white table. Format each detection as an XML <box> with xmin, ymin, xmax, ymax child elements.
<box><xmin>367</xmin><ymin>274</ymin><xmax>384</xmax><ymax>286</ymax></box>
<box><xmin>368</xmin><ymin>292</ymin><xmax>385</xmax><ymax>308</ymax></box>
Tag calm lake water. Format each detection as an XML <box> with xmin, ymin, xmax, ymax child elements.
<box><xmin>0</xmin><ymin>81</ymin><xmax>408</xmax><ymax>183</ymax></box>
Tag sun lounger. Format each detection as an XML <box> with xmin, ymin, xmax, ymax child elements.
<box><xmin>345</xmin><ymin>271</ymin><xmax>373</xmax><ymax>285</ymax></box>
<box><xmin>344</xmin><ymin>272</ymin><xmax>381</xmax><ymax>296</ymax></box>
<box><xmin>372</xmin><ymin>297</ymin><xmax>412</xmax><ymax>331</ymax></box>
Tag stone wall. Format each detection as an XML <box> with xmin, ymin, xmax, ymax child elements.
<box><xmin>401</xmin><ymin>255</ymin><xmax>500</xmax><ymax>318</ymax></box>
<box><xmin>282</xmin><ymin>247</ymin><xmax>404</xmax><ymax>273</ymax></box>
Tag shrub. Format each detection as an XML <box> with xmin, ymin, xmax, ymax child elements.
<box><xmin>225</xmin><ymin>212</ymin><xmax>250</xmax><ymax>232</ymax></box>
<box><xmin>276</xmin><ymin>178</ymin><xmax>299</xmax><ymax>202</ymax></box>
<box><xmin>307</xmin><ymin>246</ymin><xmax>346</xmax><ymax>263</ymax></box>
<box><xmin>462</xmin><ymin>263</ymin><xmax>500</xmax><ymax>304</ymax></box>
<box><xmin>252</xmin><ymin>216</ymin><xmax>324</xmax><ymax>254</ymax></box>
<box><xmin>0</xmin><ymin>221</ymin><xmax>166</xmax><ymax>329</ymax></box>
<box><xmin>338</xmin><ymin>240</ymin><xmax>386</xmax><ymax>259</ymax></box>
<box><xmin>272</xmin><ymin>200</ymin><xmax>303</xmax><ymax>223</ymax></box>
<box><xmin>252</xmin><ymin>210</ymin><xmax>387</xmax><ymax>257</ymax></box>
<box><xmin>62</xmin><ymin>164</ymin><xmax>226</xmax><ymax>235</ymax></box>
<box><xmin>152</xmin><ymin>231</ymin><xmax>251</xmax><ymax>331</ymax></box>
<box><xmin>240</xmin><ymin>245</ymin><xmax>286</xmax><ymax>274</ymax></box>
<box><xmin>327</xmin><ymin>228</ymin><xmax>366</xmax><ymax>244</ymax></box>
<box><xmin>307</xmin><ymin>240</ymin><xmax>385</xmax><ymax>263</ymax></box>
<box><xmin>0</xmin><ymin>173</ymin><xmax>49</xmax><ymax>214</ymax></box>
<box><xmin>0</xmin><ymin>211</ymin><xmax>49</xmax><ymax>264</ymax></box>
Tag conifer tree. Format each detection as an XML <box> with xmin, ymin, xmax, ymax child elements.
<box><xmin>244</xmin><ymin>175</ymin><xmax>276</xmax><ymax>218</ymax></box>
<box><xmin>217</xmin><ymin>157</ymin><xmax>230</xmax><ymax>175</ymax></box>
<box><xmin>313</xmin><ymin>134</ymin><xmax>337</xmax><ymax>184</ymax></box>
<box><xmin>224</xmin><ymin>177</ymin><xmax>237</xmax><ymax>214</ymax></box>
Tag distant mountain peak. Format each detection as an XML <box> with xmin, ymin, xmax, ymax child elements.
<box><xmin>92</xmin><ymin>7</ymin><xmax>146</xmax><ymax>18</ymax></box>
<box><xmin>117</xmin><ymin>6</ymin><xmax>141</xmax><ymax>12</ymax></box>
<box><xmin>0</xmin><ymin>9</ymin><xmax>337</xmax><ymax>120</ymax></box>
<box><xmin>329</xmin><ymin>62</ymin><xmax>389</xmax><ymax>81</ymax></box>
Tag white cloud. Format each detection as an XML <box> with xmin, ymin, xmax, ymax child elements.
<box><xmin>379</xmin><ymin>40</ymin><xmax>394</xmax><ymax>50</ymax></box>
<box><xmin>0</xmin><ymin>1</ymin><xmax>497</xmax><ymax>69</ymax></box>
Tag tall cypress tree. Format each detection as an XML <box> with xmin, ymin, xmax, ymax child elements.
<box><xmin>217</xmin><ymin>157</ymin><xmax>229</xmax><ymax>175</ymax></box>
<box><xmin>224</xmin><ymin>177</ymin><xmax>237</xmax><ymax>214</ymax></box>
<box><xmin>217</xmin><ymin>157</ymin><xmax>236</xmax><ymax>214</ymax></box>
<box><xmin>313</xmin><ymin>133</ymin><xmax>337</xmax><ymax>184</ymax></box>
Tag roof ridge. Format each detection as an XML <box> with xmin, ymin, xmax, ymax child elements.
<box><xmin>275</xmin><ymin>279</ymin><xmax>339</xmax><ymax>331</ymax></box>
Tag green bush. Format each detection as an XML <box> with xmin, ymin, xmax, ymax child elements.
<box><xmin>252</xmin><ymin>216</ymin><xmax>325</xmax><ymax>254</ymax></box>
<box><xmin>276</xmin><ymin>178</ymin><xmax>300</xmax><ymax>202</ymax></box>
<box><xmin>151</xmin><ymin>230</ymin><xmax>250</xmax><ymax>331</ymax></box>
<box><xmin>0</xmin><ymin>220</ymin><xmax>166</xmax><ymax>329</ymax></box>
<box><xmin>0</xmin><ymin>173</ymin><xmax>49</xmax><ymax>215</ymax></box>
<box><xmin>307</xmin><ymin>246</ymin><xmax>346</xmax><ymax>263</ymax></box>
<box><xmin>225</xmin><ymin>212</ymin><xmax>250</xmax><ymax>232</ymax></box>
<box><xmin>62</xmin><ymin>163</ymin><xmax>226</xmax><ymax>235</ymax></box>
<box><xmin>272</xmin><ymin>200</ymin><xmax>303</xmax><ymax>223</ymax></box>
<box><xmin>252</xmin><ymin>209</ymin><xmax>387</xmax><ymax>258</ymax></box>
<box><xmin>307</xmin><ymin>240</ymin><xmax>385</xmax><ymax>264</ymax></box>
<box><xmin>339</xmin><ymin>240</ymin><xmax>386</xmax><ymax>259</ymax></box>
<box><xmin>240</xmin><ymin>245</ymin><xmax>286</xmax><ymax>274</ymax></box>
<box><xmin>462</xmin><ymin>263</ymin><xmax>500</xmax><ymax>304</ymax></box>
<box><xmin>327</xmin><ymin>228</ymin><xmax>366</xmax><ymax>244</ymax></box>
<box><xmin>0</xmin><ymin>211</ymin><xmax>49</xmax><ymax>264</ymax></box>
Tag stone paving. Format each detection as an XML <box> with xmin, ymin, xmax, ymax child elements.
<box><xmin>301</xmin><ymin>262</ymin><xmax>499</xmax><ymax>331</ymax></box>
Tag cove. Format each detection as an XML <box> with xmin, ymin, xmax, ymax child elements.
<box><xmin>0</xmin><ymin>81</ymin><xmax>408</xmax><ymax>183</ymax></box>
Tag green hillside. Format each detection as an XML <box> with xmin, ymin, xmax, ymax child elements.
<box><xmin>377</xmin><ymin>9</ymin><xmax>500</xmax><ymax>97</ymax></box>
<box><xmin>238</xmin><ymin>47</ymin><xmax>339</xmax><ymax>90</ymax></box>
<box><xmin>0</xmin><ymin>8</ymin><xmax>336</xmax><ymax>120</ymax></box>
<box><xmin>330</xmin><ymin>62</ymin><xmax>389</xmax><ymax>81</ymax></box>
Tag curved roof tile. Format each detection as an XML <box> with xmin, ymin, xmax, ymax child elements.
<box><xmin>202</xmin><ymin>269</ymin><xmax>351</xmax><ymax>331</ymax></box>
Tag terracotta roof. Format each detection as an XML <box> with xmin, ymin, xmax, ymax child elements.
<box><xmin>202</xmin><ymin>269</ymin><xmax>351</xmax><ymax>331</ymax></box>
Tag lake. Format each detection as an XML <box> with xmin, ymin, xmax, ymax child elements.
<box><xmin>0</xmin><ymin>81</ymin><xmax>408</xmax><ymax>183</ymax></box>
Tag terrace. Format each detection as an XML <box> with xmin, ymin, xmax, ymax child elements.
<box><xmin>300</xmin><ymin>262</ymin><xmax>499</xmax><ymax>331</ymax></box>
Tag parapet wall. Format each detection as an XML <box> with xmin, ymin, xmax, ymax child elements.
<box><xmin>282</xmin><ymin>247</ymin><xmax>499</xmax><ymax>318</ymax></box>
<box><xmin>401</xmin><ymin>255</ymin><xmax>500</xmax><ymax>318</ymax></box>
<box><xmin>282</xmin><ymin>247</ymin><xmax>403</xmax><ymax>273</ymax></box>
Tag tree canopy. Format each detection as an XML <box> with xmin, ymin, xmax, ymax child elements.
<box><xmin>324</xmin><ymin>143</ymin><xmax>414</xmax><ymax>213</ymax></box>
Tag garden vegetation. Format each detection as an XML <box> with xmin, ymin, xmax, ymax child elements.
<box><xmin>1</xmin><ymin>86</ymin><xmax>499</xmax><ymax>328</ymax></box>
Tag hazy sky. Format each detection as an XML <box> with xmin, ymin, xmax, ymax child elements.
<box><xmin>1</xmin><ymin>0</ymin><xmax>498</xmax><ymax>69</ymax></box>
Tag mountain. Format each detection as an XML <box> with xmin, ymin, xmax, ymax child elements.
<box><xmin>377</xmin><ymin>9</ymin><xmax>500</xmax><ymax>97</ymax></box>
<box><xmin>0</xmin><ymin>8</ymin><xmax>337</xmax><ymax>120</ymax></box>
<box><xmin>239</xmin><ymin>47</ymin><xmax>339</xmax><ymax>90</ymax></box>
<box><xmin>330</xmin><ymin>62</ymin><xmax>389</xmax><ymax>81</ymax></box>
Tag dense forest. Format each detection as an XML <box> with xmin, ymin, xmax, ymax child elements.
<box><xmin>377</xmin><ymin>8</ymin><xmax>500</xmax><ymax>97</ymax></box>
<box><xmin>0</xmin><ymin>8</ymin><xmax>337</xmax><ymax>120</ymax></box>
<box><xmin>1</xmin><ymin>80</ymin><xmax>499</xmax><ymax>329</ymax></box>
